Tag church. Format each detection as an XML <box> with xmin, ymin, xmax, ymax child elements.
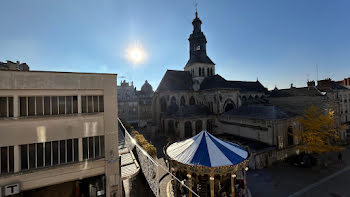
<box><xmin>152</xmin><ymin>11</ymin><xmax>268</xmax><ymax>139</ymax></box>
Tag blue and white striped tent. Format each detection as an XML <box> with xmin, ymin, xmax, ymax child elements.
<box><xmin>166</xmin><ymin>130</ymin><xmax>248</xmax><ymax>167</ymax></box>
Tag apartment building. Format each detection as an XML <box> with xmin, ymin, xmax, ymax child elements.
<box><xmin>0</xmin><ymin>70</ymin><xmax>120</xmax><ymax>197</ymax></box>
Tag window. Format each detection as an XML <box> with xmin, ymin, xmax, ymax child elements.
<box><xmin>20</xmin><ymin>145</ymin><xmax>28</xmax><ymax>170</ymax></box>
<box><xmin>28</xmin><ymin>97</ymin><xmax>36</xmax><ymax>116</ymax></box>
<box><xmin>82</xmin><ymin>136</ymin><xmax>104</xmax><ymax>160</ymax></box>
<box><xmin>66</xmin><ymin>96</ymin><xmax>72</xmax><ymax>114</ymax></box>
<box><xmin>60</xmin><ymin>140</ymin><xmax>66</xmax><ymax>164</ymax></box>
<box><xmin>82</xmin><ymin>95</ymin><xmax>104</xmax><ymax>113</ymax></box>
<box><xmin>44</xmin><ymin>96</ymin><xmax>51</xmax><ymax>115</ymax></box>
<box><xmin>0</xmin><ymin>146</ymin><xmax>14</xmax><ymax>174</ymax></box>
<box><xmin>20</xmin><ymin>95</ymin><xmax>79</xmax><ymax>117</ymax></box>
<box><xmin>59</xmin><ymin>96</ymin><xmax>65</xmax><ymax>114</ymax></box>
<box><xmin>37</xmin><ymin>143</ymin><xmax>44</xmax><ymax>168</ymax></box>
<box><xmin>20</xmin><ymin>139</ymin><xmax>78</xmax><ymax>171</ymax></box>
<box><xmin>52</xmin><ymin>141</ymin><xmax>59</xmax><ymax>165</ymax></box>
<box><xmin>51</xmin><ymin>96</ymin><xmax>58</xmax><ymax>115</ymax></box>
<box><xmin>36</xmin><ymin>96</ymin><xmax>43</xmax><ymax>115</ymax></box>
<box><xmin>67</xmin><ymin>139</ymin><xmax>73</xmax><ymax>163</ymax></box>
<box><xmin>20</xmin><ymin>97</ymin><xmax>27</xmax><ymax>116</ymax></box>
<box><xmin>0</xmin><ymin>97</ymin><xmax>14</xmax><ymax>118</ymax></box>
<box><xmin>45</xmin><ymin>142</ymin><xmax>51</xmax><ymax>166</ymax></box>
<box><xmin>29</xmin><ymin>144</ymin><xmax>36</xmax><ymax>169</ymax></box>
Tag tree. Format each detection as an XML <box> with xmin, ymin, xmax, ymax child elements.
<box><xmin>293</xmin><ymin>105</ymin><xmax>346</xmax><ymax>154</ymax></box>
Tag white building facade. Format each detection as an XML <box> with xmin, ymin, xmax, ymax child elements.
<box><xmin>0</xmin><ymin>70</ymin><xmax>120</xmax><ymax>197</ymax></box>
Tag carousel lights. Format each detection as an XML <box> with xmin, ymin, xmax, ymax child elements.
<box><xmin>245</xmin><ymin>167</ymin><xmax>249</xmax><ymax>171</ymax></box>
<box><xmin>232</xmin><ymin>174</ymin><xmax>237</xmax><ymax>178</ymax></box>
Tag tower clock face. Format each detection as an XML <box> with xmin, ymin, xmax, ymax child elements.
<box><xmin>196</xmin><ymin>45</ymin><xmax>200</xmax><ymax>51</ymax></box>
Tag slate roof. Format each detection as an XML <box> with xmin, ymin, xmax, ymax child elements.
<box><xmin>224</xmin><ymin>105</ymin><xmax>291</xmax><ymax>120</ymax></box>
<box><xmin>185</xmin><ymin>53</ymin><xmax>215</xmax><ymax>68</ymax></box>
<box><xmin>164</xmin><ymin>104</ymin><xmax>212</xmax><ymax>118</ymax></box>
<box><xmin>200</xmin><ymin>74</ymin><xmax>267</xmax><ymax>92</ymax></box>
<box><xmin>269</xmin><ymin>86</ymin><xmax>324</xmax><ymax>97</ymax></box>
<box><xmin>156</xmin><ymin>70</ymin><xmax>193</xmax><ymax>92</ymax></box>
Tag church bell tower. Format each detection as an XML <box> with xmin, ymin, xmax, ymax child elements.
<box><xmin>184</xmin><ymin>10</ymin><xmax>215</xmax><ymax>90</ymax></box>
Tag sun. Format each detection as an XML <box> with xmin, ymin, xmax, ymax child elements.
<box><xmin>127</xmin><ymin>47</ymin><xmax>145</xmax><ymax>64</ymax></box>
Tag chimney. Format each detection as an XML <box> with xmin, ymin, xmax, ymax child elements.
<box><xmin>307</xmin><ymin>80</ymin><xmax>315</xmax><ymax>87</ymax></box>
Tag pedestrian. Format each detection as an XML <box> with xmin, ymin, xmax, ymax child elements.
<box><xmin>338</xmin><ymin>152</ymin><xmax>343</xmax><ymax>162</ymax></box>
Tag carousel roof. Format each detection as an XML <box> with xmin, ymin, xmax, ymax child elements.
<box><xmin>166</xmin><ymin>130</ymin><xmax>248</xmax><ymax>167</ymax></box>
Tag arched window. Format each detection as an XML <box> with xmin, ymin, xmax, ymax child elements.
<box><xmin>160</xmin><ymin>97</ymin><xmax>167</xmax><ymax>113</ymax></box>
<box><xmin>242</xmin><ymin>96</ymin><xmax>247</xmax><ymax>105</ymax></box>
<box><xmin>224</xmin><ymin>99</ymin><xmax>235</xmax><ymax>112</ymax></box>
<box><xmin>180</xmin><ymin>96</ymin><xmax>186</xmax><ymax>106</ymax></box>
<box><xmin>170</xmin><ymin>96</ymin><xmax>176</xmax><ymax>105</ymax></box>
<box><xmin>168</xmin><ymin>120</ymin><xmax>175</xmax><ymax>134</ymax></box>
<box><xmin>206</xmin><ymin>120</ymin><xmax>213</xmax><ymax>132</ymax></box>
<box><xmin>189</xmin><ymin>96</ymin><xmax>195</xmax><ymax>105</ymax></box>
<box><xmin>207</xmin><ymin>68</ymin><xmax>209</xmax><ymax>76</ymax></box>
<box><xmin>195</xmin><ymin>120</ymin><xmax>202</xmax><ymax>134</ymax></box>
<box><xmin>185</xmin><ymin>121</ymin><xmax>192</xmax><ymax>138</ymax></box>
<box><xmin>198</xmin><ymin>68</ymin><xmax>201</xmax><ymax>76</ymax></box>
<box><xmin>210</xmin><ymin>68</ymin><xmax>213</xmax><ymax>76</ymax></box>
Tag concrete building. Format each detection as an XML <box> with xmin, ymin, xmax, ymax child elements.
<box><xmin>117</xmin><ymin>80</ymin><xmax>153</xmax><ymax>127</ymax></box>
<box><xmin>0</xmin><ymin>69</ymin><xmax>121</xmax><ymax>197</ymax></box>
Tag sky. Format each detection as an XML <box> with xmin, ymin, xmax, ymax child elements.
<box><xmin>1</xmin><ymin>0</ymin><xmax>349</xmax><ymax>90</ymax></box>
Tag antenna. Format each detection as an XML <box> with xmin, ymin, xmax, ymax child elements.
<box><xmin>316</xmin><ymin>64</ymin><xmax>319</xmax><ymax>82</ymax></box>
<box><xmin>195</xmin><ymin>0</ymin><xmax>198</xmax><ymax>17</ymax></box>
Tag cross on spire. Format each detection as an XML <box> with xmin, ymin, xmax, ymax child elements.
<box><xmin>195</xmin><ymin>0</ymin><xmax>198</xmax><ymax>18</ymax></box>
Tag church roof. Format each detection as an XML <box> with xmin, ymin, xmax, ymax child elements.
<box><xmin>184</xmin><ymin>52</ymin><xmax>215</xmax><ymax>68</ymax></box>
<box><xmin>166</xmin><ymin>130</ymin><xmax>248</xmax><ymax>167</ymax></box>
<box><xmin>200</xmin><ymin>74</ymin><xmax>267</xmax><ymax>92</ymax></box>
<box><xmin>164</xmin><ymin>104</ymin><xmax>212</xmax><ymax>118</ymax></box>
<box><xmin>224</xmin><ymin>105</ymin><xmax>291</xmax><ymax>120</ymax></box>
<box><xmin>156</xmin><ymin>70</ymin><xmax>193</xmax><ymax>92</ymax></box>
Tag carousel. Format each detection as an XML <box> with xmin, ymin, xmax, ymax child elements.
<box><xmin>165</xmin><ymin>130</ymin><xmax>250</xmax><ymax>197</ymax></box>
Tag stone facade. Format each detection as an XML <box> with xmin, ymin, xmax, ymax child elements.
<box><xmin>0</xmin><ymin>60</ymin><xmax>29</xmax><ymax>71</ymax></box>
<box><xmin>117</xmin><ymin>80</ymin><xmax>153</xmax><ymax>127</ymax></box>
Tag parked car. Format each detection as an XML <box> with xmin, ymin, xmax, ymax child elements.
<box><xmin>285</xmin><ymin>153</ymin><xmax>317</xmax><ymax>168</ymax></box>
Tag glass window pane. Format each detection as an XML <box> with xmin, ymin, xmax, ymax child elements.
<box><xmin>94</xmin><ymin>136</ymin><xmax>100</xmax><ymax>157</ymax></box>
<box><xmin>60</xmin><ymin>140</ymin><xmax>66</xmax><ymax>164</ymax></box>
<box><xmin>28</xmin><ymin>97</ymin><xmax>35</xmax><ymax>116</ymax></box>
<box><xmin>88</xmin><ymin>137</ymin><xmax>94</xmax><ymax>159</ymax></box>
<box><xmin>51</xmin><ymin>96</ymin><xmax>58</xmax><ymax>115</ymax></box>
<box><xmin>81</xmin><ymin>96</ymin><xmax>87</xmax><ymax>113</ymax></box>
<box><xmin>0</xmin><ymin>97</ymin><xmax>7</xmax><ymax>117</ymax></box>
<box><xmin>99</xmin><ymin>96</ymin><xmax>104</xmax><ymax>112</ymax></box>
<box><xmin>67</xmin><ymin>139</ymin><xmax>72</xmax><ymax>163</ymax></box>
<box><xmin>20</xmin><ymin>97</ymin><xmax>27</xmax><ymax>116</ymax></box>
<box><xmin>8</xmin><ymin>97</ymin><xmax>13</xmax><ymax>117</ymax></box>
<box><xmin>66</xmin><ymin>96</ymin><xmax>72</xmax><ymax>114</ymax></box>
<box><xmin>37</xmin><ymin>143</ymin><xmax>43</xmax><ymax>168</ymax></box>
<box><xmin>45</xmin><ymin>142</ymin><xmax>51</xmax><ymax>166</ymax></box>
<box><xmin>59</xmin><ymin>96</ymin><xmax>65</xmax><ymax>114</ymax></box>
<box><xmin>29</xmin><ymin>144</ymin><xmax>36</xmax><ymax>169</ymax></box>
<box><xmin>36</xmin><ymin>97</ymin><xmax>43</xmax><ymax>116</ymax></box>
<box><xmin>74</xmin><ymin>139</ymin><xmax>79</xmax><ymax>162</ymax></box>
<box><xmin>20</xmin><ymin>145</ymin><xmax>28</xmax><ymax>170</ymax></box>
<box><xmin>83</xmin><ymin>138</ymin><xmax>88</xmax><ymax>160</ymax></box>
<box><xmin>9</xmin><ymin>146</ymin><xmax>14</xmax><ymax>173</ymax></box>
<box><xmin>88</xmin><ymin>96</ymin><xmax>93</xmax><ymax>113</ymax></box>
<box><xmin>1</xmin><ymin>147</ymin><xmax>8</xmax><ymax>173</ymax></box>
<box><xmin>52</xmin><ymin>141</ymin><xmax>59</xmax><ymax>165</ymax></box>
<box><xmin>44</xmin><ymin>96</ymin><xmax>51</xmax><ymax>115</ymax></box>
<box><xmin>73</xmin><ymin>96</ymin><xmax>78</xmax><ymax>114</ymax></box>
<box><xmin>100</xmin><ymin>136</ymin><xmax>105</xmax><ymax>157</ymax></box>
<box><xmin>93</xmin><ymin>96</ymin><xmax>98</xmax><ymax>112</ymax></box>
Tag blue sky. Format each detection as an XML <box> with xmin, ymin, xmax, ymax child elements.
<box><xmin>1</xmin><ymin>0</ymin><xmax>349</xmax><ymax>90</ymax></box>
